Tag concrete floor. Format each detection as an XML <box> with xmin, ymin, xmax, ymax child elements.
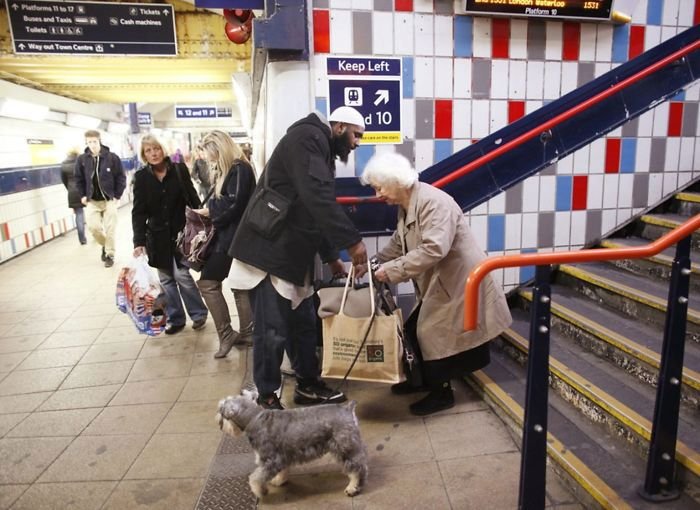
<box><xmin>0</xmin><ymin>207</ymin><xmax>584</xmax><ymax>509</ymax></box>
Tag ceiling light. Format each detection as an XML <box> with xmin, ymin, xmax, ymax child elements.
<box><xmin>0</xmin><ymin>98</ymin><xmax>49</xmax><ymax>121</ymax></box>
<box><xmin>66</xmin><ymin>113</ymin><xmax>102</xmax><ymax>129</ymax></box>
<box><xmin>107</xmin><ymin>122</ymin><xmax>130</xmax><ymax>134</ymax></box>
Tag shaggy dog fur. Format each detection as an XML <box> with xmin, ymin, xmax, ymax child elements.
<box><xmin>216</xmin><ymin>390</ymin><xmax>368</xmax><ymax>498</ymax></box>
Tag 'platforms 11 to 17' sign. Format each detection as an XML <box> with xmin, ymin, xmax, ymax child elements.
<box><xmin>327</xmin><ymin>57</ymin><xmax>402</xmax><ymax>145</ymax></box>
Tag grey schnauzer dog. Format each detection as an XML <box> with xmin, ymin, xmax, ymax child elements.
<box><xmin>215</xmin><ymin>389</ymin><xmax>368</xmax><ymax>498</ymax></box>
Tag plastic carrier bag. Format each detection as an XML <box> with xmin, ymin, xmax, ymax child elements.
<box><xmin>116</xmin><ymin>255</ymin><xmax>167</xmax><ymax>336</ymax></box>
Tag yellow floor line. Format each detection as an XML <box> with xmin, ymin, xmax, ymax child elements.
<box><xmin>519</xmin><ymin>290</ymin><xmax>700</xmax><ymax>392</ymax></box>
<box><xmin>471</xmin><ymin>370</ymin><xmax>634</xmax><ymax>510</ymax></box>
<box><xmin>500</xmin><ymin>328</ymin><xmax>700</xmax><ymax>476</ymax></box>
<box><xmin>676</xmin><ymin>192</ymin><xmax>700</xmax><ymax>204</ymax></box>
<box><xmin>559</xmin><ymin>264</ymin><xmax>700</xmax><ymax>325</ymax></box>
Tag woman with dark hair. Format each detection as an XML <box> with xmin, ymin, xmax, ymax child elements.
<box><xmin>195</xmin><ymin>130</ymin><xmax>256</xmax><ymax>358</ymax></box>
<box><xmin>132</xmin><ymin>134</ymin><xmax>208</xmax><ymax>335</ymax></box>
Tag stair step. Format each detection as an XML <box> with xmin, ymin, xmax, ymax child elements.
<box><xmin>472</xmin><ymin>353</ymin><xmax>700</xmax><ymax>509</ymax></box>
<box><xmin>518</xmin><ymin>286</ymin><xmax>700</xmax><ymax>406</ymax></box>
<box><xmin>504</xmin><ymin>311</ymin><xmax>700</xmax><ymax>468</ymax></box>
<box><xmin>676</xmin><ymin>192</ymin><xmax>700</xmax><ymax>204</ymax></box>
<box><xmin>638</xmin><ymin>213</ymin><xmax>700</xmax><ymax>249</ymax></box>
<box><xmin>556</xmin><ymin>262</ymin><xmax>700</xmax><ymax>342</ymax></box>
<box><xmin>599</xmin><ymin>237</ymin><xmax>700</xmax><ymax>294</ymax></box>
<box><xmin>675</xmin><ymin>193</ymin><xmax>700</xmax><ymax>217</ymax></box>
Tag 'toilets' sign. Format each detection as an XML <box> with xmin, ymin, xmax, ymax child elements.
<box><xmin>327</xmin><ymin>57</ymin><xmax>402</xmax><ymax>145</ymax></box>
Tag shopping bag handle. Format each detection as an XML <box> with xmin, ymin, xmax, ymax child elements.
<box><xmin>338</xmin><ymin>263</ymin><xmax>375</xmax><ymax>317</ymax></box>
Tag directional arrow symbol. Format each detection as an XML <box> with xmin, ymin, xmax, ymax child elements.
<box><xmin>11</xmin><ymin>3</ymin><xmax>19</xmax><ymax>10</ymax></box>
<box><xmin>18</xmin><ymin>43</ymin><xmax>25</xmax><ymax>50</ymax></box>
<box><xmin>374</xmin><ymin>90</ymin><xmax>389</xmax><ymax>106</ymax></box>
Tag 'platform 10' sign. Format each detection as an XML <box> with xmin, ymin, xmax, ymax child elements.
<box><xmin>327</xmin><ymin>57</ymin><xmax>402</xmax><ymax>145</ymax></box>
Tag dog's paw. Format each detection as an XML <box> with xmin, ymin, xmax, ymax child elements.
<box><xmin>344</xmin><ymin>485</ymin><xmax>361</xmax><ymax>497</ymax></box>
<box><xmin>270</xmin><ymin>469</ymin><xmax>289</xmax><ymax>487</ymax></box>
<box><xmin>249</xmin><ymin>478</ymin><xmax>268</xmax><ymax>498</ymax></box>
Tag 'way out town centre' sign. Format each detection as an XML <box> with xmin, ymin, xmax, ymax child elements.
<box><xmin>327</xmin><ymin>57</ymin><xmax>402</xmax><ymax>145</ymax></box>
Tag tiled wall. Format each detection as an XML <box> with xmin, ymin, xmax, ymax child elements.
<box><xmin>310</xmin><ymin>0</ymin><xmax>700</xmax><ymax>291</ymax></box>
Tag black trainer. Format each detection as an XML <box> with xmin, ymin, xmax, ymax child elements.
<box><xmin>409</xmin><ymin>384</ymin><xmax>454</xmax><ymax>416</ymax></box>
<box><xmin>294</xmin><ymin>380</ymin><xmax>346</xmax><ymax>405</ymax></box>
<box><xmin>104</xmin><ymin>255</ymin><xmax>114</xmax><ymax>268</ymax></box>
<box><xmin>257</xmin><ymin>393</ymin><xmax>284</xmax><ymax>410</ymax></box>
<box><xmin>101</xmin><ymin>247</ymin><xmax>106</xmax><ymax>262</ymax></box>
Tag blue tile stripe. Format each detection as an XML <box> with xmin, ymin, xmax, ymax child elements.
<box><xmin>620</xmin><ymin>138</ymin><xmax>637</xmax><ymax>173</ymax></box>
<box><xmin>646</xmin><ymin>0</ymin><xmax>664</xmax><ymax>25</ymax></box>
<box><xmin>555</xmin><ymin>175</ymin><xmax>572</xmax><ymax>211</ymax></box>
<box><xmin>315</xmin><ymin>97</ymin><xmax>328</xmax><ymax>116</ymax></box>
<box><xmin>434</xmin><ymin>140</ymin><xmax>453</xmax><ymax>164</ymax></box>
<box><xmin>520</xmin><ymin>248</ymin><xmax>537</xmax><ymax>283</ymax></box>
<box><xmin>487</xmin><ymin>214</ymin><xmax>505</xmax><ymax>252</ymax></box>
<box><xmin>454</xmin><ymin>16</ymin><xmax>473</xmax><ymax>58</ymax></box>
<box><xmin>402</xmin><ymin>57</ymin><xmax>414</xmax><ymax>99</ymax></box>
<box><xmin>612</xmin><ymin>24</ymin><xmax>630</xmax><ymax>63</ymax></box>
<box><xmin>353</xmin><ymin>145</ymin><xmax>375</xmax><ymax>177</ymax></box>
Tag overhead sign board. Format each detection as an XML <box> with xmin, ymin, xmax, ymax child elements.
<box><xmin>6</xmin><ymin>0</ymin><xmax>177</xmax><ymax>56</ymax></box>
<box><xmin>137</xmin><ymin>112</ymin><xmax>152</xmax><ymax>126</ymax></box>
<box><xmin>175</xmin><ymin>105</ymin><xmax>233</xmax><ymax>119</ymax></box>
<box><xmin>464</xmin><ymin>0</ymin><xmax>612</xmax><ymax>20</ymax></box>
<box><xmin>327</xmin><ymin>57</ymin><xmax>402</xmax><ymax>145</ymax></box>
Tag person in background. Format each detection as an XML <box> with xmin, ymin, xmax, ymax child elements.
<box><xmin>191</xmin><ymin>143</ymin><xmax>212</xmax><ymax>201</ymax></box>
<box><xmin>132</xmin><ymin>134</ymin><xmax>208</xmax><ymax>335</ymax></box>
<box><xmin>361</xmin><ymin>152</ymin><xmax>512</xmax><ymax>416</ymax></box>
<box><xmin>60</xmin><ymin>148</ymin><xmax>86</xmax><ymax>245</ymax></box>
<box><xmin>228</xmin><ymin>106</ymin><xmax>368</xmax><ymax>410</ymax></box>
<box><xmin>195</xmin><ymin>131</ymin><xmax>256</xmax><ymax>358</ymax></box>
<box><xmin>74</xmin><ymin>129</ymin><xmax>126</xmax><ymax>268</ymax></box>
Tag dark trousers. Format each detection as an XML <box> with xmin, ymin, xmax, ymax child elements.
<box><xmin>250</xmin><ymin>275</ymin><xmax>320</xmax><ymax>396</ymax></box>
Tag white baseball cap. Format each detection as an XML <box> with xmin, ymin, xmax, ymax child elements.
<box><xmin>328</xmin><ymin>106</ymin><xmax>365</xmax><ymax>129</ymax></box>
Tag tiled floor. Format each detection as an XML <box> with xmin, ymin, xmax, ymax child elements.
<box><xmin>0</xmin><ymin>207</ymin><xmax>583</xmax><ymax>509</ymax></box>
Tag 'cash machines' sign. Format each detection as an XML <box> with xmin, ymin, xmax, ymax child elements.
<box><xmin>6</xmin><ymin>0</ymin><xmax>177</xmax><ymax>55</ymax></box>
<box><xmin>327</xmin><ymin>57</ymin><xmax>402</xmax><ymax>145</ymax></box>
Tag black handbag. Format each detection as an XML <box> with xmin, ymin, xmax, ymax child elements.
<box><xmin>242</xmin><ymin>167</ymin><xmax>291</xmax><ymax>239</ymax></box>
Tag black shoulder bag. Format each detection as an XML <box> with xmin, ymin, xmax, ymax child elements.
<box><xmin>241</xmin><ymin>166</ymin><xmax>291</xmax><ymax>240</ymax></box>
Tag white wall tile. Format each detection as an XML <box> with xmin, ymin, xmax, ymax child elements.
<box><xmin>525</xmin><ymin>61</ymin><xmax>544</xmax><ymax>100</ymax></box>
<box><xmin>663</xmin><ymin>172</ymin><xmax>679</xmax><ymax>196</ymax></box>
<box><xmin>589</xmin><ymin>138</ymin><xmax>606</xmax><ymax>173</ymax></box>
<box><xmin>394</xmin><ymin>13</ymin><xmax>414</xmax><ymax>55</ymax></box>
<box><xmin>351</xmin><ymin>0</ymin><xmax>373</xmax><ymax>9</ymax></box>
<box><xmin>579</xmin><ymin>24</ymin><xmax>597</xmax><ymax>62</ymax></box>
<box><xmin>557</xmin><ymin>154</ymin><xmax>573</xmax><ymax>175</ymax></box>
<box><xmin>490</xmin><ymin>100</ymin><xmax>508</xmax><ymax>133</ymax></box>
<box><xmin>435</xmin><ymin>58</ymin><xmax>453</xmax><ymax>98</ymax></box>
<box><xmin>545</xmin><ymin>22</ymin><xmax>563</xmax><ymax>61</ymax></box>
<box><xmin>522</xmin><ymin>176</ymin><xmax>540</xmax><ymax>212</ymax></box>
<box><xmin>435</xmin><ymin>15</ymin><xmax>453</xmax><ymax>56</ymax></box>
<box><xmin>543</xmin><ymin>62</ymin><xmax>562</xmax><ymax>100</ymax></box>
<box><xmin>525</xmin><ymin>100</ymin><xmax>543</xmax><ymax>114</ymax></box>
<box><xmin>414</xmin><ymin>139</ymin><xmax>434</xmax><ymax>171</ymax></box>
<box><xmin>570</xmin><ymin>211</ymin><xmax>587</xmax><ymax>246</ymax></box>
<box><xmin>372</xmin><ymin>12</ymin><xmax>394</xmax><ymax>55</ymax></box>
<box><xmin>453</xmin><ymin>139</ymin><xmax>471</xmax><ymax>151</ymax></box>
<box><xmin>618</xmin><ymin>174</ymin><xmax>634</xmax><ymax>208</ymax></box>
<box><xmin>488</xmin><ymin>192</ymin><xmax>506</xmax><ymax>214</ymax></box>
<box><xmin>472</xmin><ymin>100</ymin><xmax>490</xmax><ymax>138</ymax></box>
<box><xmin>652</xmin><ymin>102</ymin><xmax>670</xmax><ymax>138</ymax></box>
<box><xmin>554</xmin><ymin>211</ymin><xmax>571</xmax><ymax>247</ymax></box>
<box><xmin>603</xmin><ymin>174</ymin><xmax>619</xmax><ymax>208</ymax></box>
<box><xmin>595</xmin><ymin>24</ymin><xmax>613</xmax><ymax>62</ymax></box>
<box><xmin>685</xmin><ymin>83</ymin><xmax>700</xmax><ymax>102</ymax></box>
<box><xmin>414</xmin><ymin>0</ymin><xmax>434</xmax><ymax>12</ymax></box>
<box><xmin>678</xmin><ymin>171</ymin><xmax>693</xmax><ymax>188</ymax></box>
<box><xmin>631</xmin><ymin>0</ymin><xmax>648</xmax><ymax>23</ymax></box>
<box><xmin>664</xmin><ymin>137</ymin><xmax>681</xmax><ymax>171</ymax></box>
<box><xmin>678</xmin><ymin>0</ymin><xmax>695</xmax><ymax>26</ymax></box>
<box><xmin>645</xmin><ymin>25</ymin><xmax>662</xmax><ymax>53</ymax></box>
<box><xmin>313</xmin><ymin>55</ymin><xmax>327</xmax><ymax>97</ymax></box>
<box><xmin>505</xmin><ymin>214</ymin><xmax>522</xmax><ymax>250</ymax></box>
<box><xmin>468</xmin><ymin>214</ymin><xmax>488</xmax><ymax>249</ymax></box>
<box><xmin>587</xmin><ymin>175</ymin><xmax>604</xmax><ymax>209</ymax></box>
<box><xmin>573</xmin><ymin>146</ymin><xmax>590</xmax><ymax>174</ymax></box>
<box><xmin>637</xmin><ymin>110</ymin><xmax>654</xmax><ymax>137</ymax></box>
<box><xmin>595</xmin><ymin>62</ymin><xmax>612</xmax><ymax>79</ymax></box>
<box><xmin>508</xmin><ymin>61</ymin><xmax>527</xmax><ymax>99</ymax></box>
<box><xmin>472</xmin><ymin>17</ymin><xmax>492</xmax><ymax>58</ymax></box>
<box><xmin>509</xmin><ymin>20</ymin><xmax>528</xmax><ymax>60</ymax></box>
<box><xmin>601</xmin><ymin>209</ymin><xmax>618</xmax><ymax>236</ymax></box>
<box><xmin>414</xmin><ymin>57</ymin><xmax>434</xmax><ymax>97</ymax></box>
<box><xmin>453</xmin><ymin>58</ymin><xmax>472</xmax><ymax>99</ymax></box>
<box><xmin>491</xmin><ymin>60</ymin><xmax>509</xmax><ymax>99</ymax></box>
<box><xmin>561</xmin><ymin>62</ymin><xmax>578</xmax><ymax>96</ymax></box>
<box><xmin>330</xmin><ymin>10</ymin><xmax>353</xmax><ymax>54</ymax></box>
<box><xmin>662</xmin><ymin>0</ymin><xmax>680</xmax><ymax>25</ymax></box>
<box><xmin>453</xmin><ymin>100</ymin><xmax>472</xmax><ymax>139</ymax></box>
<box><xmin>661</xmin><ymin>26</ymin><xmax>676</xmax><ymax>44</ymax></box>
<box><xmin>679</xmin><ymin>137</ymin><xmax>695</xmax><ymax>171</ymax></box>
<box><xmin>415</xmin><ymin>14</ymin><xmax>434</xmax><ymax>56</ymax></box>
<box><xmin>648</xmin><ymin>174</ymin><xmax>664</xmax><ymax>204</ymax></box>
<box><xmin>616</xmin><ymin>208</ymin><xmax>632</xmax><ymax>225</ymax></box>
<box><xmin>539</xmin><ymin>176</ymin><xmax>556</xmax><ymax>211</ymax></box>
<box><xmin>522</xmin><ymin>212</ymin><xmax>538</xmax><ymax>248</ymax></box>
<box><xmin>401</xmin><ymin>98</ymin><xmax>416</xmax><ymax>139</ymax></box>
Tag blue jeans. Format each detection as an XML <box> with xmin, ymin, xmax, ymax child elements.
<box><xmin>74</xmin><ymin>207</ymin><xmax>86</xmax><ymax>244</ymax></box>
<box><xmin>158</xmin><ymin>258</ymin><xmax>208</xmax><ymax>327</ymax></box>
<box><xmin>250</xmin><ymin>275</ymin><xmax>319</xmax><ymax>396</ymax></box>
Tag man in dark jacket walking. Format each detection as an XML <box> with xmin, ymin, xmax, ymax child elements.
<box><xmin>74</xmin><ymin>129</ymin><xmax>126</xmax><ymax>267</ymax></box>
<box><xmin>229</xmin><ymin>106</ymin><xmax>368</xmax><ymax>409</ymax></box>
<box><xmin>60</xmin><ymin>148</ymin><xmax>86</xmax><ymax>245</ymax></box>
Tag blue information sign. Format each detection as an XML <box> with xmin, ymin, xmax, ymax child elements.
<box><xmin>175</xmin><ymin>106</ymin><xmax>217</xmax><ymax>119</ymax></box>
<box><xmin>137</xmin><ymin>112</ymin><xmax>152</xmax><ymax>126</ymax></box>
<box><xmin>327</xmin><ymin>57</ymin><xmax>402</xmax><ymax>145</ymax></box>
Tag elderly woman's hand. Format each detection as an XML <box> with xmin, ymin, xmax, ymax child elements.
<box><xmin>133</xmin><ymin>246</ymin><xmax>146</xmax><ymax>257</ymax></box>
<box><xmin>373</xmin><ymin>265</ymin><xmax>389</xmax><ymax>282</ymax></box>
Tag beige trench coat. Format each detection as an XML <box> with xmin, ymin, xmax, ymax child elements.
<box><xmin>376</xmin><ymin>182</ymin><xmax>512</xmax><ymax>361</ymax></box>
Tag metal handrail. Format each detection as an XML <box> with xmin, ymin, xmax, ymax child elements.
<box><xmin>337</xmin><ymin>38</ymin><xmax>700</xmax><ymax>205</ymax></box>
<box><xmin>464</xmin><ymin>213</ymin><xmax>700</xmax><ymax>331</ymax></box>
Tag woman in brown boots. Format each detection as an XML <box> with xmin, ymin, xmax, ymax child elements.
<box><xmin>194</xmin><ymin>131</ymin><xmax>256</xmax><ymax>358</ymax></box>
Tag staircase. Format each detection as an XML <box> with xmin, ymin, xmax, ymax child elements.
<box><xmin>467</xmin><ymin>183</ymin><xmax>700</xmax><ymax>509</ymax></box>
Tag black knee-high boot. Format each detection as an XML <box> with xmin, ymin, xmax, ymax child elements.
<box><xmin>408</xmin><ymin>380</ymin><xmax>455</xmax><ymax>416</ymax></box>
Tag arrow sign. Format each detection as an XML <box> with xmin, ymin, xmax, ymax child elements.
<box><xmin>374</xmin><ymin>90</ymin><xmax>389</xmax><ymax>106</ymax></box>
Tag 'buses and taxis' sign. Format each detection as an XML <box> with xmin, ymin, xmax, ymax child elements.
<box><xmin>464</xmin><ymin>0</ymin><xmax>613</xmax><ymax>20</ymax></box>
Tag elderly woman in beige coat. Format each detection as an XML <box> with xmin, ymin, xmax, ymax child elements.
<box><xmin>362</xmin><ymin>152</ymin><xmax>512</xmax><ymax>416</ymax></box>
